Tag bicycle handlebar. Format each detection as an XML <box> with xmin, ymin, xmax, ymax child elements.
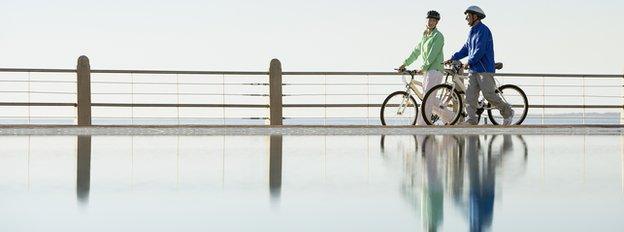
<box><xmin>394</xmin><ymin>68</ymin><xmax>421</xmax><ymax>76</ymax></box>
<box><xmin>442</xmin><ymin>61</ymin><xmax>504</xmax><ymax>70</ymax></box>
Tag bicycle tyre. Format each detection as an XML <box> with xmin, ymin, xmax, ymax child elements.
<box><xmin>487</xmin><ymin>84</ymin><xmax>529</xmax><ymax>125</ymax></box>
<box><xmin>421</xmin><ymin>84</ymin><xmax>463</xmax><ymax>125</ymax></box>
<box><xmin>380</xmin><ymin>91</ymin><xmax>419</xmax><ymax>126</ymax></box>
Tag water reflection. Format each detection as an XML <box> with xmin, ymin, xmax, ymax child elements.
<box><xmin>465</xmin><ymin>135</ymin><xmax>495</xmax><ymax>232</ymax></box>
<box><xmin>269</xmin><ymin>135</ymin><xmax>282</xmax><ymax>203</ymax></box>
<box><xmin>381</xmin><ymin>134</ymin><xmax>527</xmax><ymax>232</ymax></box>
<box><xmin>73</xmin><ymin>135</ymin><xmax>286</xmax><ymax>206</ymax></box>
<box><xmin>76</xmin><ymin>136</ymin><xmax>91</xmax><ymax>205</ymax></box>
<box><xmin>2</xmin><ymin>134</ymin><xmax>623</xmax><ymax>231</ymax></box>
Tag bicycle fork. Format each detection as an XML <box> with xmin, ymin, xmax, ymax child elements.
<box><xmin>438</xmin><ymin>88</ymin><xmax>456</xmax><ymax>109</ymax></box>
<box><xmin>396</xmin><ymin>85</ymin><xmax>418</xmax><ymax>115</ymax></box>
<box><xmin>397</xmin><ymin>92</ymin><xmax>410</xmax><ymax>115</ymax></box>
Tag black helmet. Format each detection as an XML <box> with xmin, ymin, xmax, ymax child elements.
<box><xmin>427</xmin><ymin>10</ymin><xmax>441</xmax><ymax>20</ymax></box>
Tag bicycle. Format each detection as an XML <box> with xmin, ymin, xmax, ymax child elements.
<box><xmin>380</xmin><ymin>69</ymin><xmax>440</xmax><ymax>125</ymax></box>
<box><xmin>420</xmin><ymin>61</ymin><xmax>529</xmax><ymax>125</ymax></box>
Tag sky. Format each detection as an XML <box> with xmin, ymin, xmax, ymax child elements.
<box><xmin>1</xmin><ymin>0</ymin><xmax>623</xmax><ymax>74</ymax></box>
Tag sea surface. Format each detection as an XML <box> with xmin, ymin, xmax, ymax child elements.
<box><xmin>0</xmin><ymin>134</ymin><xmax>622</xmax><ymax>231</ymax></box>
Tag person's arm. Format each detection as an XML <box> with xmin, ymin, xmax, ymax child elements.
<box><xmin>402</xmin><ymin>40</ymin><xmax>422</xmax><ymax>67</ymax></box>
<box><xmin>467</xmin><ymin>29</ymin><xmax>489</xmax><ymax>67</ymax></box>
<box><xmin>450</xmin><ymin>41</ymin><xmax>468</xmax><ymax>61</ymax></box>
<box><xmin>421</xmin><ymin>33</ymin><xmax>444</xmax><ymax>71</ymax></box>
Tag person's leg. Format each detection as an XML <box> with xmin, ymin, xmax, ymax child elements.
<box><xmin>418</xmin><ymin>70</ymin><xmax>444</xmax><ymax>125</ymax></box>
<box><xmin>416</xmin><ymin>72</ymin><xmax>430</xmax><ymax>125</ymax></box>
<box><xmin>464</xmin><ymin>73</ymin><xmax>481</xmax><ymax>125</ymax></box>
<box><xmin>478</xmin><ymin>73</ymin><xmax>513</xmax><ymax>118</ymax></box>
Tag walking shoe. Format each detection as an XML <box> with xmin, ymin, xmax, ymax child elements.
<box><xmin>503</xmin><ymin>110</ymin><xmax>515</xmax><ymax>126</ymax></box>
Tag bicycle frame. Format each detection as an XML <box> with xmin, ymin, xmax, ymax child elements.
<box><xmin>395</xmin><ymin>71</ymin><xmax>425</xmax><ymax>115</ymax></box>
<box><xmin>417</xmin><ymin>61</ymin><xmax>527</xmax><ymax>125</ymax></box>
<box><xmin>442</xmin><ymin>67</ymin><xmax>511</xmax><ymax>112</ymax></box>
<box><xmin>401</xmin><ymin>72</ymin><xmax>424</xmax><ymax>100</ymax></box>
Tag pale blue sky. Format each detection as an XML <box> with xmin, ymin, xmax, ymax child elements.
<box><xmin>1</xmin><ymin>0</ymin><xmax>623</xmax><ymax>73</ymax></box>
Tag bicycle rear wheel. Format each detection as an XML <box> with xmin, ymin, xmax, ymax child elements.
<box><xmin>380</xmin><ymin>91</ymin><xmax>419</xmax><ymax>125</ymax></box>
<box><xmin>421</xmin><ymin>84</ymin><xmax>463</xmax><ymax>125</ymax></box>
<box><xmin>487</xmin><ymin>84</ymin><xmax>529</xmax><ymax>125</ymax></box>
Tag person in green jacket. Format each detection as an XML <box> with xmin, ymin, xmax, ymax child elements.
<box><xmin>398</xmin><ymin>10</ymin><xmax>452</xmax><ymax>125</ymax></box>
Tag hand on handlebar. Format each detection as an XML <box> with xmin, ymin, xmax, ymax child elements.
<box><xmin>444</xmin><ymin>60</ymin><xmax>470</xmax><ymax>70</ymax></box>
<box><xmin>394</xmin><ymin>67</ymin><xmax>422</xmax><ymax>75</ymax></box>
<box><xmin>396</xmin><ymin>65</ymin><xmax>406</xmax><ymax>73</ymax></box>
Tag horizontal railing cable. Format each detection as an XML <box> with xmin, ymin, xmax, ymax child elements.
<box><xmin>0</xmin><ymin>103</ymin><xmax>619</xmax><ymax>109</ymax></box>
<box><xmin>93</xmin><ymin>81</ymin><xmax>269</xmax><ymax>86</ymax></box>
<box><xmin>91</xmin><ymin>103</ymin><xmax>269</xmax><ymax>108</ymax></box>
<box><xmin>91</xmin><ymin>92</ymin><xmax>268</xmax><ymax>96</ymax></box>
<box><xmin>0</xmin><ymin>66</ymin><xmax>622</xmax><ymax>125</ymax></box>
<box><xmin>0</xmin><ymin>90</ymin><xmax>76</xmax><ymax>95</ymax></box>
<box><xmin>1</xmin><ymin>68</ymin><xmax>620</xmax><ymax>78</ymax></box>
<box><xmin>89</xmin><ymin>116</ymin><xmax>269</xmax><ymax>120</ymax></box>
<box><xmin>0</xmin><ymin>102</ymin><xmax>76</xmax><ymax>107</ymax></box>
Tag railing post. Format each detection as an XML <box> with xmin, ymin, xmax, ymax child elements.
<box><xmin>621</xmin><ymin>71</ymin><xmax>624</xmax><ymax>125</ymax></box>
<box><xmin>77</xmin><ymin>56</ymin><xmax>92</xmax><ymax>126</ymax></box>
<box><xmin>269</xmin><ymin>59</ymin><xmax>283</xmax><ymax>125</ymax></box>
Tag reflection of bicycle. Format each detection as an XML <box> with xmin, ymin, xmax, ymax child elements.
<box><xmin>421</xmin><ymin>135</ymin><xmax>462</xmax><ymax>157</ymax></box>
<box><xmin>380</xmin><ymin>134</ymin><xmax>529</xmax><ymax>231</ymax></box>
<box><xmin>377</xmin><ymin>134</ymin><xmax>423</xmax><ymax>219</ymax></box>
<box><xmin>380</xmin><ymin>135</ymin><xmax>419</xmax><ymax>158</ymax></box>
<box><xmin>487</xmin><ymin>135</ymin><xmax>528</xmax><ymax>178</ymax></box>
<box><xmin>380</xmin><ymin>69</ymin><xmax>428</xmax><ymax>126</ymax></box>
<box><xmin>421</xmin><ymin>61</ymin><xmax>529</xmax><ymax>125</ymax></box>
<box><xmin>487</xmin><ymin>135</ymin><xmax>528</xmax><ymax>160</ymax></box>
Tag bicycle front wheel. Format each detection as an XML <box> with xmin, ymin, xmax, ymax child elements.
<box><xmin>380</xmin><ymin>91</ymin><xmax>418</xmax><ymax>126</ymax></box>
<box><xmin>421</xmin><ymin>84</ymin><xmax>463</xmax><ymax>125</ymax></box>
<box><xmin>487</xmin><ymin>84</ymin><xmax>529</xmax><ymax>125</ymax></box>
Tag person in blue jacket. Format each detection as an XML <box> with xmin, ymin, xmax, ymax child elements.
<box><xmin>446</xmin><ymin>6</ymin><xmax>514</xmax><ymax>126</ymax></box>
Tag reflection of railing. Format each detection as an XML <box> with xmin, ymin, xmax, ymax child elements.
<box><xmin>5</xmin><ymin>135</ymin><xmax>612</xmax><ymax>207</ymax></box>
<box><xmin>0</xmin><ymin>56</ymin><xmax>622</xmax><ymax>125</ymax></box>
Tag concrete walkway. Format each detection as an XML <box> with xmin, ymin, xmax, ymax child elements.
<box><xmin>0</xmin><ymin>125</ymin><xmax>622</xmax><ymax>135</ymax></box>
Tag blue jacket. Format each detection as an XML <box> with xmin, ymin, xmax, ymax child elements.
<box><xmin>451</xmin><ymin>22</ymin><xmax>496</xmax><ymax>73</ymax></box>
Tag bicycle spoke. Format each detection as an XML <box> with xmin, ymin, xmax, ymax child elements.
<box><xmin>488</xmin><ymin>85</ymin><xmax>528</xmax><ymax>125</ymax></box>
<box><xmin>423</xmin><ymin>86</ymin><xmax>461</xmax><ymax>125</ymax></box>
<box><xmin>382</xmin><ymin>91</ymin><xmax>418</xmax><ymax>125</ymax></box>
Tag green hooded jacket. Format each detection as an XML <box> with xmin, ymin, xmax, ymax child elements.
<box><xmin>403</xmin><ymin>28</ymin><xmax>444</xmax><ymax>72</ymax></box>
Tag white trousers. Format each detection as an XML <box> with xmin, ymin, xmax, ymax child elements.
<box><xmin>417</xmin><ymin>70</ymin><xmax>444</xmax><ymax>125</ymax></box>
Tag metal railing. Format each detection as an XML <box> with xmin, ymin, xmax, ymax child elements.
<box><xmin>0</xmin><ymin>56</ymin><xmax>622</xmax><ymax>125</ymax></box>
<box><xmin>281</xmin><ymin>70</ymin><xmax>624</xmax><ymax>125</ymax></box>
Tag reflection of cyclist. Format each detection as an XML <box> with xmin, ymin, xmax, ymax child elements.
<box><xmin>417</xmin><ymin>135</ymin><xmax>526</xmax><ymax>231</ymax></box>
<box><xmin>446</xmin><ymin>6</ymin><xmax>514</xmax><ymax>126</ymax></box>
<box><xmin>466</xmin><ymin>135</ymin><xmax>495</xmax><ymax>232</ymax></box>
<box><xmin>418</xmin><ymin>135</ymin><xmax>463</xmax><ymax>231</ymax></box>
<box><xmin>397</xmin><ymin>11</ymin><xmax>452</xmax><ymax>125</ymax></box>
<box><xmin>420</xmin><ymin>135</ymin><xmax>444</xmax><ymax>232</ymax></box>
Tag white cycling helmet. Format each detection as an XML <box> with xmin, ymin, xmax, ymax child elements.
<box><xmin>465</xmin><ymin>6</ymin><xmax>486</xmax><ymax>19</ymax></box>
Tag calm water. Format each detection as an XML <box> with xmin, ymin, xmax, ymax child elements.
<box><xmin>0</xmin><ymin>135</ymin><xmax>623</xmax><ymax>231</ymax></box>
